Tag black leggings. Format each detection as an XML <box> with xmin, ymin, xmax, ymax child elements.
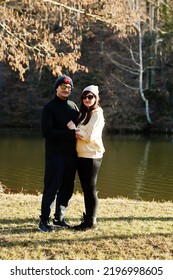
<box><xmin>77</xmin><ymin>157</ymin><xmax>102</xmax><ymax>218</ymax></box>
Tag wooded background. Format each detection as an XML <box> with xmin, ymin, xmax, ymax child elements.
<box><xmin>0</xmin><ymin>0</ymin><xmax>173</xmax><ymax>133</ymax></box>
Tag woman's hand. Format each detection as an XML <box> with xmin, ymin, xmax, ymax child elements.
<box><xmin>67</xmin><ymin>120</ymin><xmax>76</xmax><ymax>130</ymax></box>
<box><xmin>75</xmin><ymin>130</ymin><xmax>83</xmax><ymax>139</ymax></box>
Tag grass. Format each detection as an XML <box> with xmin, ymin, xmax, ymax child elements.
<box><xmin>0</xmin><ymin>187</ymin><xmax>173</xmax><ymax>260</ymax></box>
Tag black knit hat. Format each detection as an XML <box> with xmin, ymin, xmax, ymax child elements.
<box><xmin>54</xmin><ymin>75</ymin><xmax>74</xmax><ymax>90</ymax></box>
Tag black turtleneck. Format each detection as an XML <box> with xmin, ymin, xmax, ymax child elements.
<box><xmin>41</xmin><ymin>95</ymin><xmax>79</xmax><ymax>157</ymax></box>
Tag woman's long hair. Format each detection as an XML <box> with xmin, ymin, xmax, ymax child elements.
<box><xmin>77</xmin><ymin>91</ymin><xmax>100</xmax><ymax>125</ymax></box>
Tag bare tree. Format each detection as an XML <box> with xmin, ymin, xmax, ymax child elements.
<box><xmin>101</xmin><ymin>0</ymin><xmax>173</xmax><ymax>124</ymax></box>
<box><xmin>1</xmin><ymin>0</ymin><xmax>173</xmax><ymax>126</ymax></box>
<box><xmin>0</xmin><ymin>0</ymin><xmax>140</xmax><ymax>80</ymax></box>
<box><xmin>0</xmin><ymin>0</ymin><xmax>88</xmax><ymax>80</ymax></box>
<box><xmin>105</xmin><ymin>1</ymin><xmax>152</xmax><ymax>123</ymax></box>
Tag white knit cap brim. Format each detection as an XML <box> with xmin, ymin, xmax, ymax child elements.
<box><xmin>82</xmin><ymin>85</ymin><xmax>99</xmax><ymax>96</ymax></box>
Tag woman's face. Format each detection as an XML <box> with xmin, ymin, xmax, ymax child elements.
<box><xmin>82</xmin><ymin>92</ymin><xmax>96</xmax><ymax>108</ymax></box>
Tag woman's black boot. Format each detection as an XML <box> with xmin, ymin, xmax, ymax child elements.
<box><xmin>73</xmin><ymin>213</ymin><xmax>97</xmax><ymax>231</ymax></box>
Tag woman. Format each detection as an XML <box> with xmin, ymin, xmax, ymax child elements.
<box><xmin>67</xmin><ymin>85</ymin><xmax>105</xmax><ymax>230</ymax></box>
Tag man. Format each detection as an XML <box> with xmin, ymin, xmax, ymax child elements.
<box><xmin>39</xmin><ymin>75</ymin><xmax>79</xmax><ymax>232</ymax></box>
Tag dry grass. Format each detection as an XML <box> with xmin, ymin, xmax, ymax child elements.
<box><xmin>0</xmin><ymin>191</ymin><xmax>173</xmax><ymax>260</ymax></box>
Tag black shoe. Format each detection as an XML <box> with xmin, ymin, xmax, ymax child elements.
<box><xmin>73</xmin><ymin>213</ymin><xmax>97</xmax><ymax>231</ymax></box>
<box><xmin>53</xmin><ymin>218</ymin><xmax>70</xmax><ymax>228</ymax></box>
<box><xmin>39</xmin><ymin>221</ymin><xmax>53</xmax><ymax>232</ymax></box>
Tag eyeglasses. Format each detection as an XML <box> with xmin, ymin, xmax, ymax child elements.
<box><xmin>82</xmin><ymin>95</ymin><xmax>95</xmax><ymax>100</ymax></box>
<box><xmin>60</xmin><ymin>84</ymin><xmax>72</xmax><ymax>91</ymax></box>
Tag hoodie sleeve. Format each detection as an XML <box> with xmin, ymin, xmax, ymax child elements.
<box><xmin>77</xmin><ymin>108</ymin><xmax>105</xmax><ymax>143</ymax></box>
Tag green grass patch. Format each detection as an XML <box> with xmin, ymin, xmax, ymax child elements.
<box><xmin>0</xmin><ymin>191</ymin><xmax>173</xmax><ymax>260</ymax></box>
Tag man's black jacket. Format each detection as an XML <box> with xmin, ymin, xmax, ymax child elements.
<box><xmin>41</xmin><ymin>95</ymin><xmax>79</xmax><ymax>158</ymax></box>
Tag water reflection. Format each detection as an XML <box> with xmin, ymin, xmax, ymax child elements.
<box><xmin>134</xmin><ymin>141</ymin><xmax>151</xmax><ymax>200</ymax></box>
<box><xmin>96</xmin><ymin>134</ymin><xmax>173</xmax><ymax>201</ymax></box>
<box><xmin>0</xmin><ymin>130</ymin><xmax>173</xmax><ymax>201</ymax></box>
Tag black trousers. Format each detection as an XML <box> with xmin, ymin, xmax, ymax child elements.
<box><xmin>77</xmin><ymin>157</ymin><xmax>102</xmax><ymax>218</ymax></box>
<box><xmin>40</xmin><ymin>156</ymin><xmax>77</xmax><ymax>221</ymax></box>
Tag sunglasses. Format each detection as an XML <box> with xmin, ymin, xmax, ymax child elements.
<box><xmin>60</xmin><ymin>84</ymin><xmax>72</xmax><ymax>91</ymax></box>
<box><xmin>82</xmin><ymin>95</ymin><xmax>95</xmax><ymax>100</ymax></box>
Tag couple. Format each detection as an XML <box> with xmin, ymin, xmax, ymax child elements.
<box><xmin>39</xmin><ymin>75</ymin><xmax>105</xmax><ymax>232</ymax></box>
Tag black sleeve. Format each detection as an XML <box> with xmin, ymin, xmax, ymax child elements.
<box><xmin>41</xmin><ymin>105</ymin><xmax>76</xmax><ymax>140</ymax></box>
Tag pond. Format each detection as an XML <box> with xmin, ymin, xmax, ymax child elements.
<box><xmin>0</xmin><ymin>129</ymin><xmax>173</xmax><ymax>202</ymax></box>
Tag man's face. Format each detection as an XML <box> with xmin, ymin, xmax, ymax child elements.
<box><xmin>56</xmin><ymin>83</ymin><xmax>72</xmax><ymax>100</ymax></box>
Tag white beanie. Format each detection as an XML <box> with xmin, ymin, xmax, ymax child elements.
<box><xmin>82</xmin><ymin>85</ymin><xmax>99</xmax><ymax>97</ymax></box>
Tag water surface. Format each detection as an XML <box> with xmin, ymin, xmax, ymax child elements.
<box><xmin>0</xmin><ymin>130</ymin><xmax>173</xmax><ymax>201</ymax></box>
